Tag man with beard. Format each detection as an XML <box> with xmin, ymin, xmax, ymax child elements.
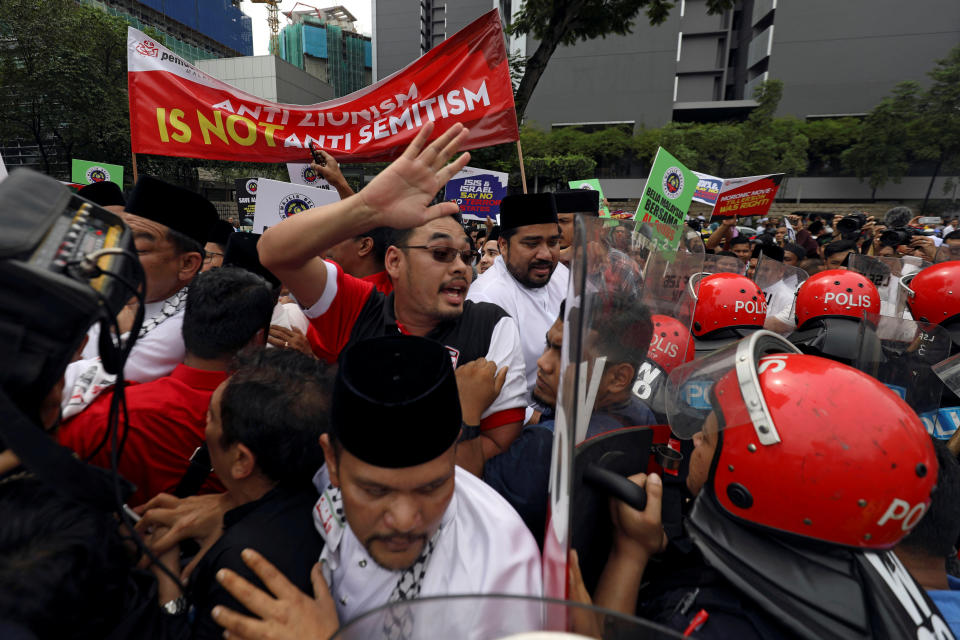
<box><xmin>467</xmin><ymin>193</ymin><xmax>568</xmax><ymax>396</ymax></box>
<box><xmin>62</xmin><ymin>175</ymin><xmax>217</xmax><ymax>417</ymax></box>
<box><xmin>205</xmin><ymin>336</ymin><xmax>542</xmax><ymax>639</ymax></box>
<box><xmin>257</xmin><ymin>123</ymin><xmax>526</xmax><ymax>473</ymax></box>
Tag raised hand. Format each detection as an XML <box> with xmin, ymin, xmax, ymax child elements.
<box><xmin>357</xmin><ymin>121</ymin><xmax>471</xmax><ymax>230</ymax></box>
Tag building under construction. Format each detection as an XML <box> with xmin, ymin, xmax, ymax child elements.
<box><xmin>278</xmin><ymin>5</ymin><xmax>372</xmax><ymax>98</ymax></box>
<box><xmin>82</xmin><ymin>0</ymin><xmax>253</xmax><ymax>61</ymax></box>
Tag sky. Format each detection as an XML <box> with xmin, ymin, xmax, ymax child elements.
<box><xmin>240</xmin><ymin>0</ymin><xmax>373</xmax><ymax>55</ymax></box>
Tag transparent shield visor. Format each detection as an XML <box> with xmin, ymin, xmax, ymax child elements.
<box><xmin>665</xmin><ymin>330</ymin><xmax>801</xmax><ymax>440</ymax></box>
<box><xmin>330</xmin><ymin>594</ymin><xmax>685</xmax><ymax>640</ymax></box>
<box><xmin>702</xmin><ymin>253</ymin><xmax>747</xmax><ymax>276</ymax></box>
<box><xmin>853</xmin><ymin>316</ymin><xmax>949</xmax><ymax>418</ymax></box>
<box><xmin>934</xmin><ymin>350</ymin><xmax>960</xmax><ymax>399</ymax></box>
<box><xmin>848</xmin><ymin>254</ymin><xmax>930</xmax><ymax>319</ymax></box>
<box><xmin>633</xmin><ymin>249</ymin><xmax>705</xmax><ymax>416</ymax></box>
<box><xmin>752</xmin><ymin>255</ymin><xmax>809</xmax><ymax>334</ymax></box>
<box><xmin>559</xmin><ymin>217</ymin><xmax>659</xmax><ymax>444</ymax></box>
<box><xmin>934</xmin><ymin>245</ymin><xmax>960</xmax><ymax>264</ymax></box>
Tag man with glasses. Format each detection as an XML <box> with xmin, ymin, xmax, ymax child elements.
<box><xmin>258</xmin><ymin>123</ymin><xmax>527</xmax><ymax>474</ymax></box>
<box><xmin>467</xmin><ymin>193</ymin><xmax>568</xmax><ymax>397</ymax></box>
<box><xmin>202</xmin><ymin>219</ymin><xmax>234</xmax><ymax>272</ymax></box>
<box><xmin>62</xmin><ymin>175</ymin><xmax>217</xmax><ymax>416</ymax></box>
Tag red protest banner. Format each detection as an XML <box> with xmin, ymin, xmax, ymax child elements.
<box><xmin>127</xmin><ymin>10</ymin><xmax>517</xmax><ymax>163</ymax></box>
<box><xmin>709</xmin><ymin>173</ymin><xmax>784</xmax><ymax>220</ymax></box>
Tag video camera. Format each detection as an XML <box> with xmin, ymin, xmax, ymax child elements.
<box><xmin>0</xmin><ymin>169</ymin><xmax>138</xmax><ymax>418</ymax></box>
<box><xmin>836</xmin><ymin>212</ymin><xmax>867</xmax><ymax>235</ymax></box>
<box><xmin>880</xmin><ymin>226</ymin><xmax>918</xmax><ymax>248</ymax></box>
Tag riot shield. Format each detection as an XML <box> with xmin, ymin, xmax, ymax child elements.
<box><xmin>934</xmin><ymin>351</ymin><xmax>960</xmax><ymax>399</ymax></box>
<box><xmin>933</xmin><ymin>352</ymin><xmax>960</xmax><ymax>443</ymax></box>
<box><xmin>848</xmin><ymin>254</ymin><xmax>930</xmax><ymax>319</ymax></box>
<box><xmin>701</xmin><ymin>253</ymin><xmax>747</xmax><ymax>275</ymax></box>
<box><xmin>751</xmin><ymin>255</ymin><xmax>808</xmax><ymax>335</ymax></box>
<box><xmin>544</xmin><ymin>216</ymin><xmax>672</xmax><ymax>605</ymax></box>
<box><xmin>853</xmin><ymin>316</ymin><xmax>949</xmax><ymax>437</ymax></box>
<box><xmin>633</xmin><ymin>249</ymin><xmax>703</xmax><ymax>420</ymax></box>
<box><xmin>330</xmin><ymin>594</ymin><xmax>683</xmax><ymax>639</ymax></box>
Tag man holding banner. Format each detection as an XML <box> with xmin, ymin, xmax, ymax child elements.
<box><xmin>257</xmin><ymin>122</ymin><xmax>527</xmax><ymax>474</ymax></box>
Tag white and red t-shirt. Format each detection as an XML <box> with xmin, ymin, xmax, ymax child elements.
<box><xmin>305</xmin><ymin>260</ymin><xmax>527</xmax><ymax>431</ymax></box>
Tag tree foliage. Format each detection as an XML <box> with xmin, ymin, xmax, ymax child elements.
<box><xmin>0</xmin><ymin>0</ymin><xmax>131</xmax><ymax>176</ymax></box>
<box><xmin>507</xmin><ymin>0</ymin><xmax>734</xmax><ymax>123</ymax></box>
<box><xmin>842</xmin><ymin>44</ymin><xmax>960</xmax><ymax>210</ymax></box>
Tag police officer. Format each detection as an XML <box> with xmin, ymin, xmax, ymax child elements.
<box><xmin>590</xmin><ymin>332</ymin><xmax>949</xmax><ymax>639</ymax></box>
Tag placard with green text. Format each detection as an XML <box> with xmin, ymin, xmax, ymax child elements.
<box><xmin>634</xmin><ymin>148</ymin><xmax>696</xmax><ymax>252</ymax></box>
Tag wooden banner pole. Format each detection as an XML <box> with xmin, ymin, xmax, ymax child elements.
<box><xmin>516</xmin><ymin>140</ymin><xmax>528</xmax><ymax>194</ymax></box>
<box><xmin>131</xmin><ymin>152</ymin><xmax>139</xmax><ymax>184</ymax></box>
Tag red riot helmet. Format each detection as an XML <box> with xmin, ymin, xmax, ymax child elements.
<box><xmin>667</xmin><ymin>331</ymin><xmax>937</xmax><ymax>549</ymax></box>
<box><xmin>689</xmin><ymin>272</ymin><xmax>767</xmax><ymax>338</ymax></box>
<box><xmin>794</xmin><ymin>269</ymin><xmax>880</xmax><ymax>328</ymax></box>
<box><xmin>646</xmin><ymin>315</ymin><xmax>695</xmax><ymax>373</ymax></box>
<box><xmin>901</xmin><ymin>260</ymin><xmax>960</xmax><ymax>326</ymax></box>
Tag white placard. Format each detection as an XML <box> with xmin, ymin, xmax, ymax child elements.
<box><xmin>286</xmin><ymin>162</ymin><xmax>333</xmax><ymax>189</ymax></box>
<box><xmin>252</xmin><ymin>178</ymin><xmax>340</xmax><ymax>234</ymax></box>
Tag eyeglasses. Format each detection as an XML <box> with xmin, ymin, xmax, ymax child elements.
<box><xmin>401</xmin><ymin>245</ymin><xmax>475</xmax><ymax>266</ymax></box>
<box><xmin>203</xmin><ymin>251</ymin><xmax>224</xmax><ymax>263</ymax></box>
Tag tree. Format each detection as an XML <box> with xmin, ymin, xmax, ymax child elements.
<box><xmin>0</xmin><ymin>0</ymin><xmax>131</xmax><ymax>178</ymax></box>
<box><xmin>842</xmin><ymin>82</ymin><xmax>921</xmax><ymax>196</ymax></box>
<box><xmin>842</xmin><ymin>44</ymin><xmax>960</xmax><ymax>210</ymax></box>
<box><xmin>525</xmin><ymin>154</ymin><xmax>597</xmax><ymax>191</ymax></box>
<box><xmin>913</xmin><ymin>45</ymin><xmax>960</xmax><ymax>212</ymax></box>
<box><xmin>507</xmin><ymin>0</ymin><xmax>733</xmax><ymax>124</ymax></box>
<box><xmin>804</xmin><ymin>117</ymin><xmax>861</xmax><ymax>176</ymax></box>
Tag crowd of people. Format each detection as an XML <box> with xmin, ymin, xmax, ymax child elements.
<box><xmin>2</xmin><ymin>121</ymin><xmax>960</xmax><ymax>639</ymax></box>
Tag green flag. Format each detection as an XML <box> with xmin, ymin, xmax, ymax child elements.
<box><xmin>72</xmin><ymin>159</ymin><xmax>124</xmax><ymax>187</ymax></box>
<box><xmin>634</xmin><ymin>148</ymin><xmax>696</xmax><ymax>252</ymax></box>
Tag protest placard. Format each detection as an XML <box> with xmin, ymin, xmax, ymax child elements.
<box><xmin>252</xmin><ymin>178</ymin><xmax>340</xmax><ymax>233</ymax></box>
<box><xmin>444</xmin><ymin>166</ymin><xmax>507</xmax><ymax>221</ymax></box>
<box><xmin>234</xmin><ymin>177</ymin><xmax>258</xmax><ymax>221</ymax></box>
<box><xmin>71</xmin><ymin>159</ymin><xmax>124</xmax><ymax>187</ymax></box>
<box><xmin>286</xmin><ymin>163</ymin><xmax>333</xmax><ymax>189</ymax></box>
<box><xmin>691</xmin><ymin>171</ymin><xmax>723</xmax><ymax>206</ymax></box>
<box><xmin>127</xmin><ymin>9</ymin><xmax>517</xmax><ymax>163</ymax></box>
<box><xmin>710</xmin><ymin>173</ymin><xmax>784</xmax><ymax>220</ymax></box>
<box><xmin>568</xmin><ymin>179</ymin><xmax>611</xmax><ymax>217</ymax></box>
<box><xmin>633</xmin><ymin>148</ymin><xmax>697</xmax><ymax>252</ymax></box>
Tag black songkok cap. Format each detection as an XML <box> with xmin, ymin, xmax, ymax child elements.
<box><xmin>332</xmin><ymin>335</ymin><xmax>461</xmax><ymax>468</ymax></box>
<box><xmin>499</xmin><ymin>193</ymin><xmax>558</xmax><ymax>232</ymax></box>
<box><xmin>554</xmin><ymin>190</ymin><xmax>599</xmax><ymax>216</ymax></box>
<box><xmin>752</xmin><ymin>243</ymin><xmax>784</xmax><ymax>262</ymax></box>
<box><xmin>126</xmin><ymin>175</ymin><xmax>218</xmax><ymax>246</ymax></box>
<box><xmin>77</xmin><ymin>181</ymin><xmax>126</xmax><ymax>208</ymax></box>
<box><xmin>223</xmin><ymin>232</ymin><xmax>280</xmax><ymax>289</ymax></box>
<box><xmin>208</xmin><ymin>219</ymin><xmax>235</xmax><ymax>246</ymax></box>
<box><xmin>486</xmin><ymin>226</ymin><xmax>501</xmax><ymax>243</ymax></box>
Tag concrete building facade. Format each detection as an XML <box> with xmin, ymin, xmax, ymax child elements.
<box><xmin>196</xmin><ymin>56</ymin><xmax>336</xmax><ymax>104</ymax></box>
<box><xmin>372</xmin><ymin>0</ymin><xmax>960</xmax><ymax>128</ymax></box>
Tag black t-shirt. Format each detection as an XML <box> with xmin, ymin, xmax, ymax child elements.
<box><xmin>189</xmin><ymin>487</ymin><xmax>323</xmax><ymax>640</ymax></box>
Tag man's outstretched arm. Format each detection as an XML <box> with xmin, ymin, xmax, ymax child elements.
<box><xmin>259</xmin><ymin>122</ymin><xmax>471</xmax><ymax>308</ymax></box>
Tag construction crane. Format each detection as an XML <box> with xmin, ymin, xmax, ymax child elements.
<box><xmin>250</xmin><ymin>0</ymin><xmax>282</xmax><ymax>56</ymax></box>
